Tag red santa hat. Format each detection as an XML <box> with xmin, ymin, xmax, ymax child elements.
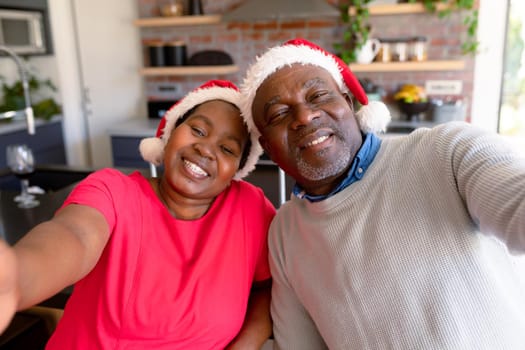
<box><xmin>240</xmin><ymin>38</ymin><xmax>391</xmax><ymax>137</ymax></box>
<box><xmin>139</xmin><ymin>79</ymin><xmax>263</xmax><ymax>180</ymax></box>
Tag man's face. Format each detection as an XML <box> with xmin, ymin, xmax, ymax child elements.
<box><xmin>252</xmin><ymin>64</ymin><xmax>363</xmax><ymax>196</ymax></box>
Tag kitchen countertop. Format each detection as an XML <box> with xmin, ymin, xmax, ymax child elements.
<box><xmin>107</xmin><ymin>118</ymin><xmax>159</xmax><ymax>137</ymax></box>
<box><xmin>0</xmin><ymin>115</ymin><xmax>63</xmax><ymax>135</ymax></box>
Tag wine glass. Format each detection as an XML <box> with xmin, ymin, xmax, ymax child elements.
<box><xmin>6</xmin><ymin>144</ymin><xmax>40</xmax><ymax>208</ymax></box>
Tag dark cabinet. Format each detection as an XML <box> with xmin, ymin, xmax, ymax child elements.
<box><xmin>110</xmin><ymin>136</ymin><xmax>150</xmax><ymax>169</ymax></box>
<box><xmin>0</xmin><ymin>119</ymin><xmax>66</xmax><ymax>168</ymax></box>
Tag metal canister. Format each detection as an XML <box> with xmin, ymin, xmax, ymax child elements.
<box><xmin>164</xmin><ymin>41</ymin><xmax>187</xmax><ymax>66</ymax></box>
<box><xmin>148</xmin><ymin>40</ymin><xmax>165</xmax><ymax>67</ymax></box>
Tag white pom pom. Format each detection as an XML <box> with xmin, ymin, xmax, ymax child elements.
<box><xmin>139</xmin><ymin>137</ymin><xmax>165</xmax><ymax>166</ymax></box>
<box><xmin>355</xmin><ymin>101</ymin><xmax>392</xmax><ymax>133</ymax></box>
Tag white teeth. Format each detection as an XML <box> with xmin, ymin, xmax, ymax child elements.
<box><xmin>305</xmin><ymin>135</ymin><xmax>329</xmax><ymax>147</ymax></box>
<box><xmin>184</xmin><ymin>160</ymin><xmax>208</xmax><ymax>177</ymax></box>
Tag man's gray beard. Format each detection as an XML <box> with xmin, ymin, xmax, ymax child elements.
<box><xmin>295</xmin><ymin>142</ymin><xmax>352</xmax><ymax>181</ymax></box>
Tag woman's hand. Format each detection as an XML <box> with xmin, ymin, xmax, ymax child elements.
<box><xmin>0</xmin><ymin>239</ymin><xmax>18</xmax><ymax>333</ymax></box>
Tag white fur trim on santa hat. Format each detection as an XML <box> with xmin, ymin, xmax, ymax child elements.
<box><xmin>139</xmin><ymin>84</ymin><xmax>263</xmax><ymax>180</ymax></box>
<box><xmin>356</xmin><ymin>101</ymin><xmax>391</xmax><ymax>133</ymax></box>
<box><xmin>139</xmin><ymin>137</ymin><xmax>165</xmax><ymax>166</ymax></box>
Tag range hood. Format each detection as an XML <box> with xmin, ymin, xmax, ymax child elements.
<box><xmin>222</xmin><ymin>0</ymin><xmax>339</xmax><ymax>21</ymax></box>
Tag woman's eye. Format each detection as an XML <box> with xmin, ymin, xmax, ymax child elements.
<box><xmin>222</xmin><ymin>146</ymin><xmax>233</xmax><ymax>154</ymax></box>
<box><xmin>191</xmin><ymin>127</ymin><xmax>205</xmax><ymax>137</ymax></box>
<box><xmin>221</xmin><ymin>145</ymin><xmax>237</xmax><ymax>156</ymax></box>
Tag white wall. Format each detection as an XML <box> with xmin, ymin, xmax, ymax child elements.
<box><xmin>47</xmin><ymin>0</ymin><xmax>89</xmax><ymax>167</ymax></box>
<box><xmin>71</xmin><ymin>0</ymin><xmax>145</xmax><ymax>168</ymax></box>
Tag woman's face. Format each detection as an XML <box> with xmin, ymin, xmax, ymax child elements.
<box><xmin>163</xmin><ymin>100</ymin><xmax>248</xmax><ymax>200</ymax></box>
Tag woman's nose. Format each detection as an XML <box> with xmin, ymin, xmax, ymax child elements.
<box><xmin>290</xmin><ymin>103</ymin><xmax>320</xmax><ymax>129</ymax></box>
<box><xmin>194</xmin><ymin>142</ymin><xmax>216</xmax><ymax>160</ymax></box>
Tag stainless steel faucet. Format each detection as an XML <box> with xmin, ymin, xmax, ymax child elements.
<box><xmin>0</xmin><ymin>45</ymin><xmax>35</xmax><ymax>135</ymax></box>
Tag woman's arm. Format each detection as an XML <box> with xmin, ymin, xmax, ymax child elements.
<box><xmin>0</xmin><ymin>204</ymin><xmax>110</xmax><ymax>332</ymax></box>
<box><xmin>226</xmin><ymin>279</ymin><xmax>272</xmax><ymax>349</ymax></box>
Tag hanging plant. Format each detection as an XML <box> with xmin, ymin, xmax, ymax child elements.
<box><xmin>333</xmin><ymin>0</ymin><xmax>373</xmax><ymax>64</ymax></box>
<box><xmin>406</xmin><ymin>0</ymin><xmax>479</xmax><ymax>55</ymax></box>
<box><xmin>334</xmin><ymin>0</ymin><xmax>479</xmax><ymax>64</ymax></box>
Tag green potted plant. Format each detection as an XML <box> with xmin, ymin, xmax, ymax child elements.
<box><xmin>334</xmin><ymin>0</ymin><xmax>373</xmax><ymax>64</ymax></box>
<box><xmin>405</xmin><ymin>0</ymin><xmax>479</xmax><ymax>54</ymax></box>
<box><xmin>0</xmin><ymin>72</ymin><xmax>62</xmax><ymax>121</ymax></box>
<box><xmin>334</xmin><ymin>0</ymin><xmax>479</xmax><ymax>63</ymax></box>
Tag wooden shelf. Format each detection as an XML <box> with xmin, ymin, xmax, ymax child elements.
<box><xmin>349</xmin><ymin>3</ymin><xmax>453</xmax><ymax>16</ymax></box>
<box><xmin>140</xmin><ymin>65</ymin><xmax>239</xmax><ymax>76</ymax></box>
<box><xmin>134</xmin><ymin>15</ymin><xmax>221</xmax><ymax>27</ymax></box>
<box><xmin>349</xmin><ymin>60</ymin><xmax>465</xmax><ymax>72</ymax></box>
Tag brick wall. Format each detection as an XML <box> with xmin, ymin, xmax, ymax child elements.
<box><xmin>138</xmin><ymin>0</ymin><xmax>475</xmax><ymax>121</ymax></box>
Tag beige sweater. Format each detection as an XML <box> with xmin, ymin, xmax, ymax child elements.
<box><xmin>269</xmin><ymin>122</ymin><xmax>525</xmax><ymax>350</ymax></box>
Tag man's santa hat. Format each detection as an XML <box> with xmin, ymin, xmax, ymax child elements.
<box><xmin>240</xmin><ymin>38</ymin><xmax>391</xmax><ymax>137</ymax></box>
<box><xmin>139</xmin><ymin>79</ymin><xmax>262</xmax><ymax>180</ymax></box>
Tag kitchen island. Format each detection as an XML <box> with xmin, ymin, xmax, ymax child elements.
<box><xmin>0</xmin><ymin>165</ymin><xmax>148</xmax><ymax>308</ymax></box>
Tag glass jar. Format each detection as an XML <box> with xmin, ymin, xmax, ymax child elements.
<box><xmin>409</xmin><ymin>36</ymin><xmax>428</xmax><ymax>61</ymax></box>
<box><xmin>391</xmin><ymin>38</ymin><xmax>409</xmax><ymax>62</ymax></box>
<box><xmin>158</xmin><ymin>0</ymin><xmax>184</xmax><ymax>17</ymax></box>
<box><xmin>375</xmin><ymin>38</ymin><xmax>395</xmax><ymax>62</ymax></box>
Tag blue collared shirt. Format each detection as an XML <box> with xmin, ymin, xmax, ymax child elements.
<box><xmin>292</xmin><ymin>132</ymin><xmax>382</xmax><ymax>202</ymax></box>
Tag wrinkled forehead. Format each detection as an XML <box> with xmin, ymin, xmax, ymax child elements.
<box><xmin>254</xmin><ymin>64</ymin><xmax>343</xmax><ymax>101</ymax></box>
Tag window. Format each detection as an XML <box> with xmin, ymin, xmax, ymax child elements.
<box><xmin>499</xmin><ymin>0</ymin><xmax>525</xmax><ymax>138</ymax></box>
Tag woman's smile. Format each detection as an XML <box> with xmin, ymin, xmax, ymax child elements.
<box><xmin>183</xmin><ymin>158</ymin><xmax>209</xmax><ymax>178</ymax></box>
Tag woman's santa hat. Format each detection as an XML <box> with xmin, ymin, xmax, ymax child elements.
<box><xmin>139</xmin><ymin>79</ymin><xmax>263</xmax><ymax>180</ymax></box>
<box><xmin>240</xmin><ymin>38</ymin><xmax>391</xmax><ymax>137</ymax></box>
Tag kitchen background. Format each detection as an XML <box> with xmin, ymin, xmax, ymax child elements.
<box><xmin>138</xmin><ymin>0</ymin><xmax>474</xmax><ymax>107</ymax></box>
<box><xmin>0</xmin><ymin>0</ymin><xmax>514</xmax><ymax>172</ymax></box>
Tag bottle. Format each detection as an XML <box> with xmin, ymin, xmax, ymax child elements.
<box><xmin>189</xmin><ymin>0</ymin><xmax>203</xmax><ymax>15</ymax></box>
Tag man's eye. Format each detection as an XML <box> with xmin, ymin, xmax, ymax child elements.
<box><xmin>310</xmin><ymin>90</ymin><xmax>329</xmax><ymax>103</ymax></box>
<box><xmin>267</xmin><ymin>109</ymin><xmax>288</xmax><ymax>125</ymax></box>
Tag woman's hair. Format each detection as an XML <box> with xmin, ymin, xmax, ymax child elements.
<box><xmin>174</xmin><ymin>102</ymin><xmax>251</xmax><ymax>171</ymax></box>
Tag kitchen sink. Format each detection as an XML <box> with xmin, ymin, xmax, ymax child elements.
<box><xmin>0</xmin><ymin>165</ymin><xmax>94</xmax><ymax>192</ymax></box>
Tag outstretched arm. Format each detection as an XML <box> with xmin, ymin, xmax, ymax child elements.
<box><xmin>0</xmin><ymin>204</ymin><xmax>110</xmax><ymax>333</ymax></box>
<box><xmin>226</xmin><ymin>279</ymin><xmax>272</xmax><ymax>349</ymax></box>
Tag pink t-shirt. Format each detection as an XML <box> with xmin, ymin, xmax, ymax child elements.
<box><xmin>46</xmin><ymin>168</ymin><xmax>275</xmax><ymax>349</ymax></box>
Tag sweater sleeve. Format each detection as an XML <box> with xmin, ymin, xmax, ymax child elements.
<box><xmin>435</xmin><ymin>122</ymin><xmax>525</xmax><ymax>253</ymax></box>
<box><xmin>268</xmin><ymin>215</ymin><xmax>329</xmax><ymax>350</ymax></box>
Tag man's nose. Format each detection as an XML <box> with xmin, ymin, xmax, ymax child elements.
<box><xmin>290</xmin><ymin>103</ymin><xmax>320</xmax><ymax>129</ymax></box>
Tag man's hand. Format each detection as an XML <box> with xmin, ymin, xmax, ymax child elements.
<box><xmin>0</xmin><ymin>239</ymin><xmax>18</xmax><ymax>333</ymax></box>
